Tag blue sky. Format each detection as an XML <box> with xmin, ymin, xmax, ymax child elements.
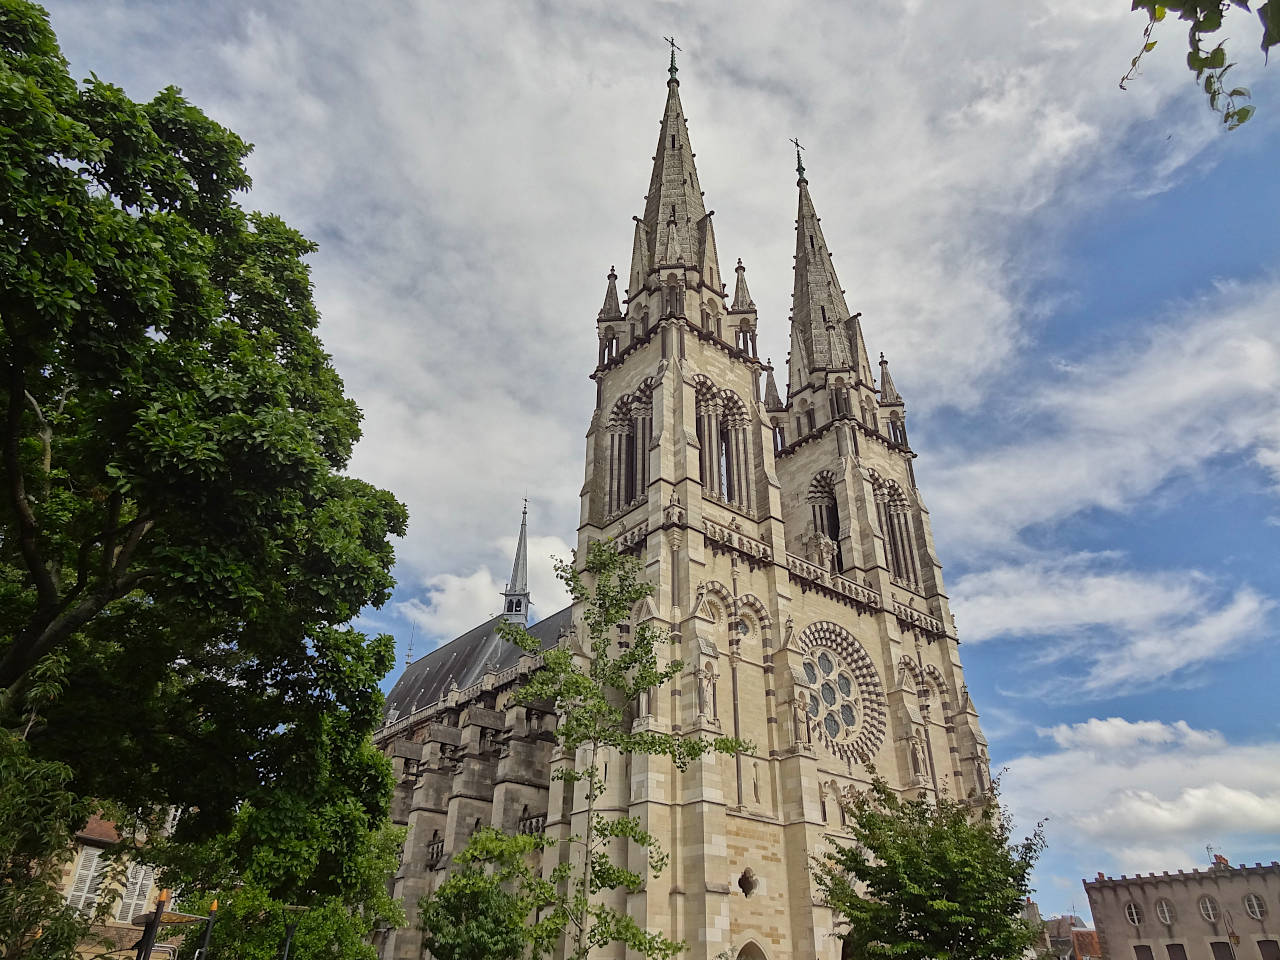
<box><xmin>41</xmin><ymin>0</ymin><xmax>1280</xmax><ymax>922</ymax></box>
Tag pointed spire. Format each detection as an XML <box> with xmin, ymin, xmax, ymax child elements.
<box><xmin>502</xmin><ymin>501</ymin><xmax>530</xmax><ymax>624</ymax></box>
<box><xmin>731</xmin><ymin>258</ymin><xmax>755</xmax><ymax>311</ymax></box>
<box><xmin>847</xmin><ymin>312</ymin><xmax>872</xmax><ymax>382</ymax></box>
<box><xmin>879</xmin><ymin>353</ymin><xmax>903</xmax><ymax>405</ymax></box>
<box><xmin>764</xmin><ymin>361</ymin><xmax>783</xmax><ymax>411</ymax></box>
<box><xmin>789</xmin><ymin>160</ymin><xmax>856</xmax><ymax>395</ymax></box>
<box><xmin>627</xmin><ymin>65</ymin><xmax>719</xmax><ymax>287</ymax></box>
<box><xmin>598</xmin><ymin>266</ymin><xmax>622</xmax><ymax>319</ymax></box>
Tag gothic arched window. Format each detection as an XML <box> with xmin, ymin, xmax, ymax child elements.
<box><xmin>873</xmin><ymin>477</ymin><xmax>922</xmax><ymax>589</ymax></box>
<box><xmin>605</xmin><ymin>386</ymin><xmax>653</xmax><ymax>516</ymax></box>
<box><xmin>695</xmin><ymin>379</ymin><xmax>753</xmax><ymax>513</ymax></box>
<box><xmin>808</xmin><ymin>470</ymin><xmax>843</xmax><ymax>570</ymax></box>
<box><xmin>888</xmin><ymin>412</ymin><xmax>908</xmax><ymax>446</ymax></box>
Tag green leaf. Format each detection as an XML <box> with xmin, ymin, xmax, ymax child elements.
<box><xmin>1145</xmin><ymin>39</ymin><xmax>1159</xmax><ymax>50</ymax></box>
<box><xmin>1260</xmin><ymin>2</ymin><xmax>1280</xmax><ymax>53</ymax></box>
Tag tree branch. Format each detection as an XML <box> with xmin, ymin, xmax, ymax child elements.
<box><xmin>0</xmin><ymin>563</ymin><xmax>160</xmax><ymax>693</ymax></box>
<box><xmin>23</xmin><ymin>389</ymin><xmax>52</xmax><ymax>494</ymax></box>
<box><xmin>5</xmin><ymin>361</ymin><xmax>57</xmax><ymax>611</ymax></box>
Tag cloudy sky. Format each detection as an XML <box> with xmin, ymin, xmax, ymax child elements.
<box><xmin>43</xmin><ymin>0</ymin><xmax>1280</xmax><ymax>921</ymax></box>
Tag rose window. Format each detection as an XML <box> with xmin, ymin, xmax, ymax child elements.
<box><xmin>802</xmin><ymin>647</ymin><xmax>863</xmax><ymax>747</ymax></box>
<box><xmin>794</xmin><ymin>621</ymin><xmax>888</xmax><ymax>764</ymax></box>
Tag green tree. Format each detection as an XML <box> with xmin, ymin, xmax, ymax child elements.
<box><xmin>0</xmin><ymin>0</ymin><xmax>406</xmax><ymax>950</ymax></box>
<box><xmin>1122</xmin><ymin>1</ymin><xmax>1279</xmax><ymax>128</ymax></box>
<box><xmin>815</xmin><ymin>778</ymin><xmax>1045</xmax><ymax>960</ymax></box>
<box><xmin>421</xmin><ymin>829</ymin><xmax>559</xmax><ymax>960</ymax></box>
<box><xmin>168</xmin><ymin>821</ymin><xmax>406</xmax><ymax>960</ymax></box>
<box><xmin>421</xmin><ymin>541</ymin><xmax>745</xmax><ymax>960</ymax></box>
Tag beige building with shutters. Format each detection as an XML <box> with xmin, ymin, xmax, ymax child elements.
<box><xmin>1085</xmin><ymin>860</ymin><xmax>1280</xmax><ymax>960</ymax></box>
<box><xmin>376</xmin><ymin>53</ymin><xmax>992</xmax><ymax>960</ymax></box>
<box><xmin>58</xmin><ymin>814</ymin><xmax>168</xmax><ymax>958</ymax></box>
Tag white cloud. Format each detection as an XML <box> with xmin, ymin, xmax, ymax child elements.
<box><xmin>951</xmin><ymin>553</ymin><xmax>1273</xmax><ymax>695</ymax></box>
<box><xmin>1004</xmin><ymin>719</ymin><xmax>1280</xmax><ymax>879</ymax></box>
<box><xmin>1038</xmin><ymin>717</ymin><xmax>1225</xmax><ymax>751</ymax></box>
<box><xmin>929</xmin><ymin>279</ymin><xmax>1280</xmax><ymax>557</ymax></box>
<box><xmin>40</xmin><ymin>0</ymin><xmax>1272</xmax><ymax>605</ymax></box>
<box><xmin>397</xmin><ymin>569</ymin><xmax>502</xmax><ymax>643</ymax></box>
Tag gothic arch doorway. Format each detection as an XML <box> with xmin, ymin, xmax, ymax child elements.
<box><xmin>736</xmin><ymin>943</ymin><xmax>768</xmax><ymax>960</ymax></box>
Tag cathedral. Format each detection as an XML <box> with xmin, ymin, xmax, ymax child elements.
<box><xmin>375</xmin><ymin>53</ymin><xmax>991</xmax><ymax>960</ymax></box>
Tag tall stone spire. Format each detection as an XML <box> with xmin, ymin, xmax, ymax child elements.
<box><xmin>764</xmin><ymin>362</ymin><xmax>783</xmax><ymax>411</ymax></box>
<box><xmin>501</xmin><ymin>501</ymin><xmax>530</xmax><ymax>624</ymax></box>
<box><xmin>598</xmin><ymin>266</ymin><xmax>622</xmax><ymax>320</ymax></box>
<box><xmin>879</xmin><ymin>353</ymin><xmax>903</xmax><ymax>405</ymax></box>
<box><xmin>731</xmin><ymin>258</ymin><xmax>755</xmax><ymax>310</ymax></box>
<box><xmin>628</xmin><ymin>58</ymin><xmax>720</xmax><ymax>291</ymax></box>
<box><xmin>788</xmin><ymin>161</ymin><xmax>868</xmax><ymax>394</ymax></box>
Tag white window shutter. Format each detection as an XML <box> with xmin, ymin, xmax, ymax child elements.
<box><xmin>116</xmin><ymin>862</ymin><xmax>154</xmax><ymax>922</ymax></box>
<box><xmin>66</xmin><ymin>848</ymin><xmax>106</xmax><ymax>915</ymax></box>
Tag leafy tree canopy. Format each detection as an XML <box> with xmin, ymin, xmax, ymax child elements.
<box><xmin>0</xmin><ymin>0</ymin><xmax>408</xmax><ymax>944</ymax></box>
<box><xmin>168</xmin><ymin>821</ymin><xmax>406</xmax><ymax>960</ymax></box>
<box><xmin>815</xmin><ymin>778</ymin><xmax>1045</xmax><ymax>960</ymax></box>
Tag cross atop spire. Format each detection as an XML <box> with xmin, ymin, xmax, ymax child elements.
<box><xmin>789</xmin><ymin>137</ymin><xmax>806</xmax><ymax>182</ymax></box>
<box><xmin>664</xmin><ymin>36</ymin><xmax>681</xmax><ymax>81</ymax></box>
<box><xmin>788</xmin><ymin>158</ymin><xmax>870</xmax><ymax>395</ymax></box>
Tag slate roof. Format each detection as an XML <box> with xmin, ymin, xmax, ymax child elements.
<box><xmin>384</xmin><ymin>605</ymin><xmax>572</xmax><ymax>721</ymax></box>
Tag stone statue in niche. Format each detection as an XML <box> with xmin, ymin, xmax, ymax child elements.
<box><xmin>698</xmin><ymin>664</ymin><xmax>717</xmax><ymax>720</ymax></box>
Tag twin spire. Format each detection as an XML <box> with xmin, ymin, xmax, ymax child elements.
<box><xmin>613</xmin><ymin>50</ymin><xmax>898</xmax><ymax>410</ymax></box>
<box><xmin>627</xmin><ymin>61</ymin><xmax>721</xmax><ymax>296</ymax></box>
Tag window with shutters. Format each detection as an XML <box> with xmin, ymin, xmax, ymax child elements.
<box><xmin>66</xmin><ymin>847</ymin><xmax>107</xmax><ymax>916</ymax></box>
<box><xmin>116</xmin><ymin>862</ymin><xmax>154</xmax><ymax>922</ymax></box>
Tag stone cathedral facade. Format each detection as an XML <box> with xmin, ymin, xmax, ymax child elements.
<box><xmin>375</xmin><ymin>61</ymin><xmax>992</xmax><ymax>960</ymax></box>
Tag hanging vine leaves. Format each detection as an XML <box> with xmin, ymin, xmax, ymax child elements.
<box><xmin>1123</xmin><ymin>1</ymin><xmax>1277</xmax><ymax>128</ymax></box>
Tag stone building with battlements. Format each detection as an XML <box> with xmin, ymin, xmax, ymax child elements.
<box><xmin>374</xmin><ymin>53</ymin><xmax>993</xmax><ymax>960</ymax></box>
<box><xmin>1085</xmin><ymin>860</ymin><xmax>1280</xmax><ymax>960</ymax></box>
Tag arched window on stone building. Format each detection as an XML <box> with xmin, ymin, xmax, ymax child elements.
<box><xmin>888</xmin><ymin>411</ymin><xmax>908</xmax><ymax>446</ymax></box>
<box><xmin>873</xmin><ymin>477</ymin><xmax>922</xmax><ymax>589</ymax></box>
<box><xmin>605</xmin><ymin>385</ymin><xmax>653</xmax><ymax>516</ymax></box>
<box><xmin>695</xmin><ymin>378</ymin><xmax>753</xmax><ymax>513</ymax></box>
<box><xmin>600</xmin><ymin>326</ymin><xmax>618</xmax><ymax>366</ymax></box>
<box><xmin>664</xmin><ymin>273</ymin><xmax>683</xmax><ymax>317</ymax></box>
<box><xmin>808</xmin><ymin>470</ymin><xmax>843</xmax><ymax>571</ymax></box>
<box><xmin>861</xmin><ymin>395</ymin><xmax>878</xmax><ymax>432</ymax></box>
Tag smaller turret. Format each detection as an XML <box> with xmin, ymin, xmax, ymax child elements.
<box><xmin>727</xmin><ymin>258</ymin><xmax>759</xmax><ymax>357</ymax></box>
<box><xmin>501</xmin><ymin>502</ymin><xmax>530</xmax><ymax>625</ymax></box>
<box><xmin>764</xmin><ymin>362</ymin><xmax>783</xmax><ymax>412</ymax></box>
<box><xmin>598</xmin><ymin>266</ymin><xmax>622</xmax><ymax>320</ymax></box>
<box><xmin>879</xmin><ymin>353</ymin><xmax>902</xmax><ymax>405</ymax></box>
<box><xmin>879</xmin><ymin>354</ymin><xmax>909</xmax><ymax>448</ymax></box>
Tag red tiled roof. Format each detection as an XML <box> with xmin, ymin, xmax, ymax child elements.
<box><xmin>1073</xmin><ymin>928</ymin><xmax>1101</xmax><ymax>958</ymax></box>
<box><xmin>76</xmin><ymin>813</ymin><xmax>121</xmax><ymax>845</ymax></box>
